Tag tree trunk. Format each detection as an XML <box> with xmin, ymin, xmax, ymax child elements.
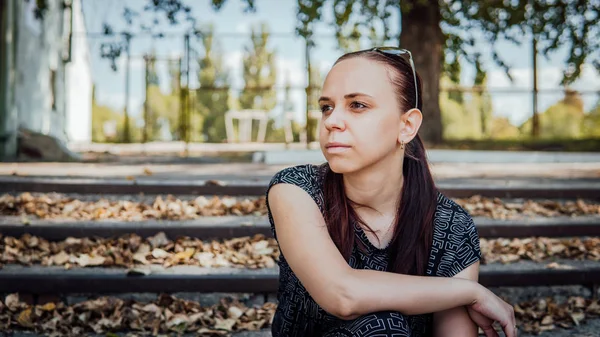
<box><xmin>400</xmin><ymin>1</ymin><xmax>443</xmax><ymax>144</ymax></box>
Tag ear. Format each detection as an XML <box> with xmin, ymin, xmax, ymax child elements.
<box><xmin>398</xmin><ymin>108</ymin><xmax>423</xmax><ymax>144</ymax></box>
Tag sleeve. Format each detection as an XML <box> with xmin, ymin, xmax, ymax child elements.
<box><xmin>265</xmin><ymin>165</ymin><xmax>323</xmax><ymax>239</ymax></box>
<box><xmin>433</xmin><ymin>211</ymin><xmax>482</xmax><ymax>278</ymax></box>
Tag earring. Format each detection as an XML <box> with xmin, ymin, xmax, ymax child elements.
<box><xmin>400</xmin><ymin>140</ymin><xmax>405</xmax><ymax>150</ymax></box>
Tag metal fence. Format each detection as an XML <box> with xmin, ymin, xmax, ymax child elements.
<box><xmin>79</xmin><ymin>29</ymin><xmax>600</xmax><ymax>145</ymax></box>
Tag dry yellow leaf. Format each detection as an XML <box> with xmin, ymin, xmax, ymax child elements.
<box><xmin>39</xmin><ymin>302</ymin><xmax>56</xmax><ymax>311</ymax></box>
<box><xmin>173</xmin><ymin>248</ymin><xmax>195</xmax><ymax>262</ymax></box>
<box><xmin>17</xmin><ymin>308</ymin><xmax>33</xmax><ymax>327</ymax></box>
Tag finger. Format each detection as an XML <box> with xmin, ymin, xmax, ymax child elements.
<box><xmin>509</xmin><ymin>307</ymin><xmax>518</xmax><ymax>337</ymax></box>
<box><xmin>482</xmin><ymin>327</ymin><xmax>499</xmax><ymax>337</ymax></box>
<box><xmin>501</xmin><ymin>322</ymin><xmax>516</xmax><ymax>337</ymax></box>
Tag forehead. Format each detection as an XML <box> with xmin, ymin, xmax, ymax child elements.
<box><xmin>322</xmin><ymin>57</ymin><xmax>393</xmax><ymax>98</ymax></box>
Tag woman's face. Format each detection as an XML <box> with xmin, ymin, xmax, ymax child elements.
<box><xmin>318</xmin><ymin>57</ymin><xmax>404</xmax><ymax>174</ymax></box>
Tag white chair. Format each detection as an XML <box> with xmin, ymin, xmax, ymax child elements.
<box><xmin>225</xmin><ymin>109</ymin><xmax>270</xmax><ymax>143</ymax></box>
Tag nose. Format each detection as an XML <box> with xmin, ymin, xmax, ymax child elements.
<box><xmin>323</xmin><ymin>107</ymin><xmax>346</xmax><ymax>131</ymax></box>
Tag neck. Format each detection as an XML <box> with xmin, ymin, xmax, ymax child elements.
<box><xmin>342</xmin><ymin>148</ymin><xmax>404</xmax><ymax>215</ymax></box>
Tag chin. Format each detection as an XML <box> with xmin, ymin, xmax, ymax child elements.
<box><xmin>325</xmin><ymin>156</ymin><xmax>361</xmax><ymax>174</ymax></box>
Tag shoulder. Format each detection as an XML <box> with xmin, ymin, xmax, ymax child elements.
<box><xmin>433</xmin><ymin>192</ymin><xmax>476</xmax><ymax>232</ymax></box>
<box><xmin>429</xmin><ymin>192</ymin><xmax>482</xmax><ymax>277</ymax></box>
<box><xmin>268</xmin><ymin>163</ymin><xmax>325</xmax><ymax>190</ymax></box>
<box><xmin>266</xmin><ymin>163</ymin><xmax>327</xmax><ymax>211</ymax></box>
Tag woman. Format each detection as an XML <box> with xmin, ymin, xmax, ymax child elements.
<box><xmin>266</xmin><ymin>47</ymin><xmax>516</xmax><ymax>337</ymax></box>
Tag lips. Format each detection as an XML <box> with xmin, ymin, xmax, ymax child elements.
<box><xmin>325</xmin><ymin>142</ymin><xmax>351</xmax><ymax>148</ymax></box>
<box><xmin>325</xmin><ymin>142</ymin><xmax>351</xmax><ymax>154</ymax></box>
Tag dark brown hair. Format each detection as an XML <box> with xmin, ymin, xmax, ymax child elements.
<box><xmin>323</xmin><ymin>50</ymin><xmax>438</xmax><ymax>276</ymax></box>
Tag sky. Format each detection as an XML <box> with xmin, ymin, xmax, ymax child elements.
<box><xmin>78</xmin><ymin>0</ymin><xmax>600</xmax><ymax>127</ymax></box>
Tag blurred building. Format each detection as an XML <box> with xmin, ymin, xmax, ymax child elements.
<box><xmin>0</xmin><ymin>0</ymin><xmax>91</xmax><ymax>160</ymax></box>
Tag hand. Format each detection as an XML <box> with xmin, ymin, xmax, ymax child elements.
<box><xmin>467</xmin><ymin>285</ymin><xmax>517</xmax><ymax>337</ymax></box>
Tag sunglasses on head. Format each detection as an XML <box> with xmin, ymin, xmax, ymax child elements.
<box><xmin>370</xmin><ymin>47</ymin><xmax>418</xmax><ymax>109</ymax></box>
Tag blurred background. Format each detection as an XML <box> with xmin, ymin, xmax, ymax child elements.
<box><xmin>1</xmin><ymin>0</ymin><xmax>599</xmax><ymax>161</ymax></box>
<box><xmin>1</xmin><ymin>1</ymin><xmax>600</xmax><ymax>337</ymax></box>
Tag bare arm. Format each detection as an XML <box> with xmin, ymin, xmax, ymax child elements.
<box><xmin>268</xmin><ymin>183</ymin><xmax>482</xmax><ymax>319</ymax></box>
<box><xmin>433</xmin><ymin>262</ymin><xmax>480</xmax><ymax>337</ymax></box>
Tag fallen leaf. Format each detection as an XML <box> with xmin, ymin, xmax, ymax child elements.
<box><xmin>228</xmin><ymin>306</ymin><xmax>244</xmax><ymax>319</ymax></box>
<box><xmin>214</xmin><ymin>317</ymin><xmax>236</xmax><ymax>331</ymax></box>
<box><xmin>5</xmin><ymin>293</ymin><xmax>23</xmax><ymax>311</ymax></box>
<box><xmin>204</xmin><ymin>180</ymin><xmax>225</xmax><ymax>186</ymax></box>
<box><xmin>148</xmin><ymin>232</ymin><xmax>170</xmax><ymax>248</ymax></box>
<box><xmin>52</xmin><ymin>251</ymin><xmax>71</xmax><ymax>265</ymax></box>
<box><xmin>173</xmin><ymin>248</ymin><xmax>195</xmax><ymax>262</ymax></box>
<box><xmin>541</xmin><ymin>315</ymin><xmax>554</xmax><ymax>325</ymax></box>
<box><xmin>76</xmin><ymin>254</ymin><xmax>106</xmax><ymax>267</ymax></box>
<box><xmin>152</xmin><ymin>248</ymin><xmax>169</xmax><ymax>259</ymax></box>
<box><xmin>166</xmin><ymin>313</ymin><xmax>189</xmax><ymax>328</ymax></box>
<box><xmin>127</xmin><ymin>267</ymin><xmax>151</xmax><ymax>276</ymax></box>
<box><xmin>546</xmin><ymin>262</ymin><xmax>574</xmax><ymax>270</ymax></box>
<box><xmin>39</xmin><ymin>302</ymin><xmax>56</xmax><ymax>311</ymax></box>
<box><xmin>17</xmin><ymin>308</ymin><xmax>33</xmax><ymax>327</ymax></box>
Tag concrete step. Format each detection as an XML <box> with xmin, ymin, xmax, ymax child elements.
<box><xmin>2</xmin><ymin>175</ymin><xmax>599</xmax><ymax>198</ymax></box>
<box><xmin>1</xmin><ymin>259</ymin><xmax>599</xmax><ymax>294</ymax></box>
<box><xmin>258</xmin><ymin>148</ymin><xmax>600</xmax><ymax>164</ymax></box>
<box><xmin>1</xmin><ymin>215</ymin><xmax>600</xmax><ymax>240</ymax></box>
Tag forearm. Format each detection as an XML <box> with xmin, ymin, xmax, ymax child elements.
<box><xmin>343</xmin><ymin>268</ymin><xmax>480</xmax><ymax>317</ymax></box>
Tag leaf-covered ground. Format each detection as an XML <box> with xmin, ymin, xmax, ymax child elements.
<box><xmin>1</xmin><ymin>293</ymin><xmax>599</xmax><ymax>336</ymax></box>
<box><xmin>1</xmin><ymin>193</ymin><xmax>599</xmax><ymax>221</ymax></box>
<box><xmin>1</xmin><ymin>233</ymin><xmax>598</xmax><ymax>269</ymax></box>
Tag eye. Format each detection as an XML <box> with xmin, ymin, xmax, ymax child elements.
<box><xmin>320</xmin><ymin>104</ymin><xmax>333</xmax><ymax>114</ymax></box>
<box><xmin>350</xmin><ymin>101</ymin><xmax>367</xmax><ymax>110</ymax></box>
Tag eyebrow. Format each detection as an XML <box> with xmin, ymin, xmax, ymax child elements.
<box><xmin>318</xmin><ymin>92</ymin><xmax>373</xmax><ymax>102</ymax></box>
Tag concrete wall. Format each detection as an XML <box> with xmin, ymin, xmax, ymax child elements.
<box><xmin>15</xmin><ymin>0</ymin><xmax>67</xmax><ymax>140</ymax></box>
<box><xmin>65</xmin><ymin>0</ymin><xmax>92</xmax><ymax>143</ymax></box>
<box><xmin>0</xmin><ymin>0</ymin><xmax>91</xmax><ymax>159</ymax></box>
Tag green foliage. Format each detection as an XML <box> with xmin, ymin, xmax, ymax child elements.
<box><xmin>441</xmin><ymin>72</ymin><xmax>520</xmax><ymax>141</ymax></box>
<box><xmin>145</xmin><ymin>85</ymin><xmax>180</xmax><ymax>140</ymax></box>
<box><xmin>91</xmin><ymin>102</ymin><xmax>122</xmax><ymax>143</ymax></box>
<box><xmin>91</xmin><ymin>85</ymin><xmax>135</xmax><ymax>143</ymax></box>
<box><xmin>239</xmin><ymin>23</ymin><xmax>278</xmax><ymax>112</ymax></box>
<box><xmin>91</xmin><ymin>0</ymin><xmax>598</xmax><ymax>144</ymax></box>
<box><xmin>266</xmin><ymin>119</ymin><xmax>305</xmax><ymax>143</ymax></box>
<box><xmin>138</xmin><ymin>53</ymin><xmax>183</xmax><ymax>142</ymax></box>
<box><xmin>440</xmin><ymin>0</ymin><xmax>599</xmax><ymax>85</ymax></box>
<box><xmin>583</xmin><ymin>100</ymin><xmax>600</xmax><ymax>137</ymax></box>
<box><xmin>489</xmin><ymin>117</ymin><xmax>521</xmax><ymax>140</ymax></box>
<box><xmin>296</xmin><ymin>0</ymin><xmax>394</xmax><ymax>48</ymax></box>
<box><xmin>262</xmin><ymin>73</ymin><xmax>304</xmax><ymax>143</ymax></box>
<box><xmin>282</xmin><ymin>73</ymin><xmax>296</xmax><ymax>113</ymax></box>
<box><xmin>440</xmin><ymin>87</ymin><xmax>471</xmax><ymax>140</ymax></box>
<box><xmin>469</xmin><ymin>75</ymin><xmax>493</xmax><ymax>136</ymax></box>
<box><xmin>306</xmin><ymin>61</ymin><xmax>324</xmax><ymax>142</ymax></box>
<box><xmin>196</xmin><ymin>25</ymin><xmax>231</xmax><ymax>143</ymax></box>
<box><xmin>520</xmin><ymin>90</ymin><xmax>586</xmax><ymax>139</ymax></box>
<box><xmin>293</xmin><ymin>1</ymin><xmax>599</xmax><ymax>86</ymax></box>
<box><xmin>439</xmin><ymin>138</ymin><xmax>600</xmax><ymax>152</ymax></box>
<box><xmin>91</xmin><ymin>102</ymin><xmax>144</xmax><ymax>143</ymax></box>
<box><xmin>295</xmin><ymin>0</ymin><xmax>327</xmax><ymax>46</ymax></box>
<box><xmin>440</xmin><ymin>75</ymin><xmax>486</xmax><ymax>140</ymax></box>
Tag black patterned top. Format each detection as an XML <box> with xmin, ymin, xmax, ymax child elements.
<box><xmin>265</xmin><ymin>163</ymin><xmax>482</xmax><ymax>337</ymax></box>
